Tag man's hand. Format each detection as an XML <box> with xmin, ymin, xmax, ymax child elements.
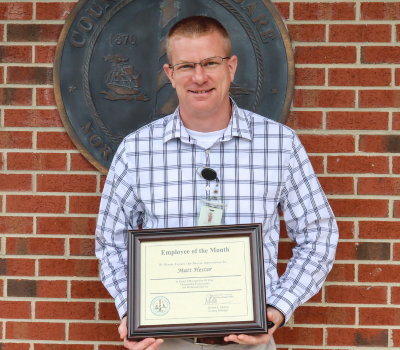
<box><xmin>223</xmin><ymin>306</ymin><xmax>284</xmax><ymax>345</ymax></box>
<box><xmin>118</xmin><ymin>316</ymin><xmax>164</xmax><ymax>350</ymax></box>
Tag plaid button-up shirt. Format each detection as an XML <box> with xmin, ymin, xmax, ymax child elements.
<box><xmin>95</xmin><ymin>101</ymin><xmax>338</xmax><ymax>323</ymax></box>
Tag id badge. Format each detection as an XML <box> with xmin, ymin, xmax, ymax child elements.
<box><xmin>198</xmin><ymin>197</ymin><xmax>228</xmax><ymax>226</ymax></box>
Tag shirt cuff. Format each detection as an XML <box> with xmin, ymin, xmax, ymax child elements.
<box><xmin>267</xmin><ymin>289</ymin><xmax>300</xmax><ymax>326</ymax></box>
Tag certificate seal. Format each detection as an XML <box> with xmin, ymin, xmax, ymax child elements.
<box><xmin>150</xmin><ymin>296</ymin><xmax>170</xmax><ymax>316</ymax></box>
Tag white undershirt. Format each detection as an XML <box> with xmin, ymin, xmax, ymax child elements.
<box><xmin>185</xmin><ymin>127</ymin><xmax>226</xmax><ymax>149</ymax></box>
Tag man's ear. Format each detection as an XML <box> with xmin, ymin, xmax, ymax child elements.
<box><xmin>228</xmin><ymin>55</ymin><xmax>238</xmax><ymax>83</ymax></box>
<box><xmin>163</xmin><ymin>64</ymin><xmax>176</xmax><ymax>88</ymax></box>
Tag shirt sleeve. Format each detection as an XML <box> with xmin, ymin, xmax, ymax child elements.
<box><xmin>268</xmin><ymin>133</ymin><xmax>339</xmax><ymax>324</ymax></box>
<box><xmin>95</xmin><ymin>140</ymin><xmax>144</xmax><ymax>319</ymax></box>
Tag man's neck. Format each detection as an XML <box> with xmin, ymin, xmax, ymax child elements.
<box><xmin>179</xmin><ymin>99</ymin><xmax>232</xmax><ymax>132</ymax></box>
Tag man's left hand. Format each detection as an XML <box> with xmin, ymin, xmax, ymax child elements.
<box><xmin>223</xmin><ymin>306</ymin><xmax>284</xmax><ymax>345</ymax></box>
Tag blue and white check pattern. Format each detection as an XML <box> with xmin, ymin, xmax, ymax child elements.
<box><xmin>95</xmin><ymin>100</ymin><xmax>339</xmax><ymax>323</ymax></box>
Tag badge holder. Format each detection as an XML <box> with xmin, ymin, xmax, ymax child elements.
<box><xmin>196</xmin><ymin>167</ymin><xmax>228</xmax><ymax>226</ymax></box>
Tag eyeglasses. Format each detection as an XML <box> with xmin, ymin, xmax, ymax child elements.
<box><xmin>168</xmin><ymin>56</ymin><xmax>230</xmax><ymax>74</ymax></box>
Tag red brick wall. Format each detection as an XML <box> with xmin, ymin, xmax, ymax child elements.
<box><xmin>0</xmin><ymin>0</ymin><xmax>399</xmax><ymax>348</ymax></box>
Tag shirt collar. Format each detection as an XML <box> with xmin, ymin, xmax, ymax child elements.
<box><xmin>163</xmin><ymin>98</ymin><xmax>253</xmax><ymax>144</ymax></box>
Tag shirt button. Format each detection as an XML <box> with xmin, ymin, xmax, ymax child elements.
<box><xmin>206</xmin><ymin>186</ymin><xmax>211</xmax><ymax>191</ymax></box>
<box><xmin>205</xmin><ymin>149</ymin><xmax>210</xmax><ymax>154</ymax></box>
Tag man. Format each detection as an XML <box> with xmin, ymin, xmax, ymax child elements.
<box><xmin>96</xmin><ymin>16</ymin><xmax>338</xmax><ymax>350</ymax></box>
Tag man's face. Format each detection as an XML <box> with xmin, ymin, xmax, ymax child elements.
<box><xmin>164</xmin><ymin>32</ymin><xmax>237</xmax><ymax>118</ymax></box>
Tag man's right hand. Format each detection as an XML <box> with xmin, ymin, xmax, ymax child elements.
<box><xmin>118</xmin><ymin>316</ymin><xmax>164</xmax><ymax>350</ymax></box>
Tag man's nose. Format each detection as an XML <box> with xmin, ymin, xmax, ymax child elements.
<box><xmin>192</xmin><ymin>64</ymin><xmax>208</xmax><ymax>84</ymax></box>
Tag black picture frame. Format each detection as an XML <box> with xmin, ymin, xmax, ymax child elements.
<box><xmin>127</xmin><ymin>223</ymin><xmax>267</xmax><ymax>339</ymax></box>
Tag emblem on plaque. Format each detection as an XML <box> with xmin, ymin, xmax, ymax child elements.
<box><xmin>54</xmin><ymin>0</ymin><xmax>294</xmax><ymax>174</ymax></box>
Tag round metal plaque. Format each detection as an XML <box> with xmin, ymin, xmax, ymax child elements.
<box><xmin>54</xmin><ymin>0</ymin><xmax>294</xmax><ymax>174</ymax></box>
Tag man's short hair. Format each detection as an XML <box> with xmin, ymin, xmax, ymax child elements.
<box><xmin>166</xmin><ymin>16</ymin><xmax>231</xmax><ymax>62</ymax></box>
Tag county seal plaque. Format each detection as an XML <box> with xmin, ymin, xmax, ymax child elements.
<box><xmin>54</xmin><ymin>0</ymin><xmax>294</xmax><ymax>174</ymax></box>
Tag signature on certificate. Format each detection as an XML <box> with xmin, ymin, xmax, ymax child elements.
<box><xmin>205</xmin><ymin>294</ymin><xmax>217</xmax><ymax>304</ymax></box>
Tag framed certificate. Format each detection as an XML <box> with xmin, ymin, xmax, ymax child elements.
<box><xmin>127</xmin><ymin>224</ymin><xmax>267</xmax><ymax>339</ymax></box>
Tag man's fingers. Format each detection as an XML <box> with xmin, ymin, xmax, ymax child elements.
<box><xmin>145</xmin><ymin>339</ymin><xmax>164</xmax><ymax>350</ymax></box>
<box><xmin>129</xmin><ymin>338</ymin><xmax>157</xmax><ymax>350</ymax></box>
<box><xmin>119</xmin><ymin>317</ymin><xmax>128</xmax><ymax>339</ymax></box>
<box><xmin>224</xmin><ymin>333</ymin><xmax>270</xmax><ymax>345</ymax></box>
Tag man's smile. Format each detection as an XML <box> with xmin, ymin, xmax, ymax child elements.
<box><xmin>190</xmin><ymin>88</ymin><xmax>214</xmax><ymax>94</ymax></box>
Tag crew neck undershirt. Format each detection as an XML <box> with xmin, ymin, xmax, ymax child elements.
<box><xmin>185</xmin><ymin>127</ymin><xmax>226</xmax><ymax>149</ymax></box>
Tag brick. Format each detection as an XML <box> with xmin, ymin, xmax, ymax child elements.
<box><xmin>394</xmin><ymin>157</ymin><xmax>400</xmax><ymax>174</ymax></box>
<box><xmin>6</xmin><ymin>322</ymin><xmax>65</xmax><ymax>340</ymax></box>
<box><xmin>294</xmin><ymin>46</ymin><xmax>356</xmax><ymax>64</ymax></box>
<box><xmin>35</xmin><ymin>45</ymin><xmax>56</xmax><ymax>63</ymax></box>
<box><xmin>326</xmin><ymin>286</ymin><xmax>387</xmax><ymax>304</ymax></box>
<box><xmin>70</xmin><ymin>238</ymin><xmax>95</xmax><ymax>256</ymax></box>
<box><xmin>7</xmin><ymin>67</ymin><xmax>53</xmax><ymax>85</ymax></box>
<box><xmin>359</xmin><ymin>135</ymin><xmax>400</xmax><ymax>153</ymax></box>
<box><xmin>37</xmin><ymin>132</ymin><xmax>76</xmax><ymax>150</ymax></box>
<box><xmin>395</xmin><ymin>201</ymin><xmax>400</xmax><ymax>218</ymax></box>
<box><xmin>0</xmin><ymin>24</ymin><xmax>3</xmax><ymax>41</ymax></box>
<box><xmin>392</xmin><ymin>288</ymin><xmax>400</xmax><ymax>304</ymax></box>
<box><xmin>294</xmin><ymin>2</ymin><xmax>355</xmax><ymax>20</ymax></box>
<box><xmin>71</xmin><ymin>281</ymin><xmax>112</xmax><ymax>299</ymax></box>
<box><xmin>360</xmin><ymin>307</ymin><xmax>400</xmax><ymax>326</ymax></box>
<box><xmin>0</xmin><ymin>131</ymin><xmax>32</xmax><ymax>149</ymax></box>
<box><xmin>0</xmin><ymin>66</ymin><xmax>3</xmax><ymax>84</ymax></box>
<box><xmin>5</xmin><ymin>109</ymin><xmax>62</xmax><ymax>127</ymax></box>
<box><xmin>393</xmin><ymin>113</ymin><xmax>400</xmax><ymax>130</ymax></box>
<box><xmin>69</xmin><ymin>323</ymin><xmax>120</xmax><ymax>341</ymax></box>
<box><xmin>274</xmin><ymin>3</ymin><xmax>290</xmax><ymax>20</ymax></box>
<box><xmin>35</xmin><ymin>345</ymin><xmax>93</xmax><ymax>350</ymax></box>
<box><xmin>398</xmin><ymin>24</ymin><xmax>400</xmax><ymax>42</ymax></box>
<box><xmin>36</xmin><ymin>2</ymin><xmax>76</xmax><ymax>20</ymax></box>
<box><xmin>99</xmin><ymin>302</ymin><xmax>119</xmax><ymax>320</ymax></box>
<box><xmin>7</xmin><ymin>279</ymin><xmax>37</xmax><ymax>297</ymax></box>
<box><xmin>39</xmin><ymin>259</ymin><xmax>98</xmax><ymax>277</ymax></box>
<box><xmin>69</xmin><ymin>196</ymin><xmax>101</xmax><ymax>214</ymax></box>
<box><xmin>359</xmin><ymin>177</ymin><xmax>400</xmax><ymax>195</ymax></box>
<box><xmin>335</xmin><ymin>242</ymin><xmax>356</xmax><ymax>260</ymax></box>
<box><xmin>359</xmin><ymin>221</ymin><xmax>400</xmax><ymax>239</ymax></box>
<box><xmin>0</xmin><ymin>152</ymin><xmax>3</xmax><ymax>169</ymax></box>
<box><xmin>0</xmin><ymin>174</ymin><xmax>31</xmax><ymax>191</ymax></box>
<box><xmin>294</xmin><ymin>306</ymin><xmax>355</xmax><ymax>325</ymax></box>
<box><xmin>0</xmin><ymin>46</ymin><xmax>31</xmax><ymax>63</ymax></box>
<box><xmin>293</xmin><ymin>90</ymin><xmax>355</xmax><ymax>108</ymax></box>
<box><xmin>394</xmin><ymin>243</ymin><xmax>400</xmax><ymax>261</ymax></box>
<box><xmin>327</xmin><ymin>328</ymin><xmax>388</xmax><ymax>347</ymax></box>
<box><xmin>100</xmin><ymin>175</ymin><xmax>106</xmax><ymax>191</ymax></box>
<box><xmin>288</xmin><ymin>24</ymin><xmax>325</xmax><ymax>42</ymax></box>
<box><xmin>318</xmin><ymin>177</ymin><xmax>353</xmax><ymax>195</ymax></box>
<box><xmin>396</xmin><ymin>69</ymin><xmax>400</xmax><ymax>86</ymax></box>
<box><xmin>7</xmin><ymin>195</ymin><xmax>65</xmax><ymax>214</ymax></box>
<box><xmin>0</xmin><ymin>88</ymin><xmax>32</xmax><ymax>106</ymax></box>
<box><xmin>0</xmin><ymin>279</ymin><xmax>3</xmax><ymax>296</ymax></box>
<box><xmin>359</xmin><ymin>264</ymin><xmax>400</xmax><ymax>282</ymax></box>
<box><xmin>71</xmin><ymin>153</ymin><xmax>98</xmax><ymax>171</ymax></box>
<box><xmin>327</xmin><ymin>111</ymin><xmax>388</xmax><ymax>130</ymax></box>
<box><xmin>327</xmin><ymin>156</ymin><xmax>388</xmax><ymax>174</ymax></box>
<box><xmin>8</xmin><ymin>153</ymin><xmax>67</xmax><ymax>171</ymax></box>
<box><xmin>359</xmin><ymin>90</ymin><xmax>400</xmax><ymax>108</ymax></box>
<box><xmin>2</xmin><ymin>344</ymin><xmax>30</xmax><ymax>350</ymax></box>
<box><xmin>37</xmin><ymin>174</ymin><xmax>96</xmax><ymax>193</ymax></box>
<box><xmin>37</xmin><ymin>217</ymin><xmax>96</xmax><ymax>236</ymax></box>
<box><xmin>0</xmin><ymin>300</ymin><xmax>30</xmax><ymax>319</ymax></box>
<box><xmin>362</xmin><ymin>46</ymin><xmax>400</xmax><ymax>64</ymax></box>
<box><xmin>36</xmin><ymin>88</ymin><xmax>56</xmax><ymax>106</ymax></box>
<box><xmin>7</xmin><ymin>24</ymin><xmax>63</xmax><ymax>42</ymax></box>
<box><xmin>329</xmin><ymin>68</ymin><xmax>391</xmax><ymax>87</ymax></box>
<box><xmin>294</xmin><ymin>69</ymin><xmax>325</xmax><ymax>86</ymax></box>
<box><xmin>36</xmin><ymin>301</ymin><xmax>95</xmax><ymax>320</ymax></box>
<box><xmin>393</xmin><ymin>330</ymin><xmax>400</xmax><ymax>347</ymax></box>
<box><xmin>285</xmin><ymin>111</ymin><xmax>322</xmax><ymax>129</ymax></box>
<box><xmin>6</xmin><ymin>237</ymin><xmax>64</xmax><ymax>255</ymax></box>
<box><xmin>337</xmin><ymin>221</ymin><xmax>354</xmax><ymax>239</ymax></box>
<box><xmin>299</xmin><ymin>135</ymin><xmax>355</xmax><ymax>153</ymax></box>
<box><xmin>273</xmin><ymin>327</ymin><xmax>323</xmax><ymax>345</ymax></box>
<box><xmin>277</xmin><ymin>241</ymin><xmax>296</xmax><ymax>260</ymax></box>
<box><xmin>0</xmin><ymin>3</ymin><xmax>32</xmax><ymax>20</ymax></box>
<box><xmin>329</xmin><ymin>199</ymin><xmax>388</xmax><ymax>217</ymax></box>
<box><xmin>98</xmin><ymin>346</ymin><xmax>124</xmax><ymax>350</ymax></box>
<box><xmin>330</xmin><ymin>24</ymin><xmax>391</xmax><ymax>42</ymax></box>
<box><xmin>358</xmin><ymin>242</ymin><xmax>391</xmax><ymax>260</ymax></box>
<box><xmin>37</xmin><ymin>280</ymin><xmax>67</xmax><ymax>298</ymax></box>
<box><xmin>309</xmin><ymin>156</ymin><xmax>324</xmax><ymax>174</ymax></box>
<box><xmin>0</xmin><ymin>258</ymin><xmax>35</xmax><ymax>276</ymax></box>
<box><xmin>326</xmin><ymin>263</ymin><xmax>355</xmax><ymax>282</ymax></box>
<box><xmin>361</xmin><ymin>2</ymin><xmax>400</xmax><ymax>20</ymax></box>
<box><xmin>309</xmin><ymin>289</ymin><xmax>322</xmax><ymax>303</ymax></box>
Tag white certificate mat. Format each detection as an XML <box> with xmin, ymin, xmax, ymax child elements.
<box><xmin>140</xmin><ymin>236</ymin><xmax>254</xmax><ymax>326</ymax></box>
